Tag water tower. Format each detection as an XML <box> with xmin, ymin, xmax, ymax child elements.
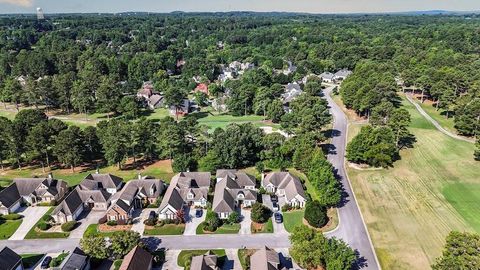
<box><xmin>36</xmin><ymin>7</ymin><xmax>45</xmax><ymax>20</ymax></box>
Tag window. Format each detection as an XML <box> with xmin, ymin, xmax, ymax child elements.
<box><xmin>188</xmin><ymin>193</ymin><xmax>194</xmax><ymax>199</ymax></box>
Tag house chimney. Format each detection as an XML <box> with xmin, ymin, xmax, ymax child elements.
<box><xmin>138</xmin><ymin>173</ymin><xmax>142</xmax><ymax>180</ymax></box>
<box><xmin>186</xmin><ymin>168</ymin><xmax>190</xmax><ymax>172</ymax></box>
<box><xmin>48</xmin><ymin>172</ymin><xmax>53</xmax><ymax>179</ymax></box>
<box><xmin>95</xmin><ymin>168</ymin><xmax>99</xmax><ymax>174</ymax></box>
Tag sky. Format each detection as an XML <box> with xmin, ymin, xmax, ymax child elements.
<box><xmin>1</xmin><ymin>0</ymin><xmax>480</xmax><ymax>14</ymax></box>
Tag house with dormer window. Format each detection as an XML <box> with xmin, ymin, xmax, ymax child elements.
<box><xmin>106</xmin><ymin>176</ymin><xmax>166</xmax><ymax>224</ymax></box>
<box><xmin>158</xmin><ymin>172</ymin><xmax>211</xmax><ymax>220</ymax></box>
<box><xmin>262</xmin><ymin>172</ymin><xmax>307</xmax><ymax>208</ymax></box>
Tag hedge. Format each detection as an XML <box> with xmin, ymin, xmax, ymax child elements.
<box><xmin>0</xmin><ymin>214</ymin><xmax>23</xmax><ymax>220</ymax></box>
<box><xmin>61</xmin><ymin>221</ymin><xmax>77</xmax><ymax>232</ymax></box>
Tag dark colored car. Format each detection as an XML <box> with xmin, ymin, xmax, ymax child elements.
<box><xmin>272</xmin><ymin>202</ymin><xmax>279</xmax><ymax>211</ymax></box>
<box><xmin>41</xmin><ymin>256</ymin><xmax>52</xmax><ymax>269</ymax></box>
<box><xmin>195</xmin><ymin>209</ymin><xmax>203</xmax><ymax>218</ymax></box>
<box><xmin>149</xmin><ymin>210</ymin><xmax>156</xmax><ymax>219</ymax></box>
<box><xmin>271</xmin><ymin>195</ymin><xmax>278</xmax><ymax>203</ymax></box>
<box><xmin>274</xmin><ymin>212</ymin><xmax>283</xmax><ymax>223</ymax></box>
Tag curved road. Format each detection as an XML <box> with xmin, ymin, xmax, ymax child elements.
<box><xmin>1</xmin><ymin>87</ymin><xmax>380</xmax><ymax>269</ymax></box>
<box><xmin>323</xmin><ymin>87</ymin><xmax>380</xmax><ymax>270</ymax></box>
<box><xmin>405</xmin><ymin>94</ymin><xmax>475</xmax><ymax>144</ymax></box>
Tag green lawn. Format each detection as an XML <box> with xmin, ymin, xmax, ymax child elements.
<box><xmin>417</xmin><ymin>100</ymin><xmax>457</xmax><ymax>134</ymax></box>
<box><xmin>25</xmin><ymin>208</ymin><xmax>70</xmax><ymax>239</ymax></box>
<box><xmin>344</xmin><ymin>95</ymin><xmax>480</xmax><ymax>270</ymax></box>
<box><xmin>251</xmin><ymin>218</ymin><xmax>273</xmax><ymax>234</ymax></box>
<box><xmin>0</xmin><ymin>159</ymin><xmax>174</xmax><ymax>188</ymax></box>
<box><xmin>143</xmin><ymin>224</ymin><xmax>185</xmax><ymax>235</ymax></box>
<box><xmin>83</xmin><ymin>224</ymin><xmax>117</xmax><ymax>238</ymax></box>
<box><xmin>177</xmin><ymin>249</ymin><xmax>226</xmax><ymax>268</ymax></box>
<box><xmin>283</xmin><ymin>210</ymin><xmax>305</xmax><ymax>233</ymax></box>
<box><xmin>196</xmin><ymin>222</ymin><xmax>241</xmax><ymax>234</ymax></box>
<box><xmin>238</xmin><ymin>249</ymin><xmax>256</xmax><ymax>270</ymax></box>
<box><xmin>21</xmin><ymin>254</ymin><xmax>45</xmax><ymax>269</ymax></box>
<box><xmin>113</xmin><ymin>259</ymin><xmax>123</xmax><ymax>270</ymax></box>
<box><xmin>0</xmin><ymin>219</ymin><xmax>23</xmax><ymax>239</ymax></box>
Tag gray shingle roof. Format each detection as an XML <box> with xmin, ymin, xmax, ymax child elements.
<box><xmin>80</xmin><ymin>173</ymin><xmax>123</xmax><ymax>190</ymax></box>
<box><xmin>213</xmin><ymin>172</ymin><xmax>258</xmax><ymax>214</ymax></box>
<box><xmin>0</xmin><ymin>183</ymin><xmax>21</xmax><ymax>209</ymax></box>
<box><xmin>14</xmin><ymin>177</ymin><xmax>67</xmax><ymax>197</ymax></box>
<box><xmin>263</xmin><ymin>172</ymin><xmax>306</xmax><ymax>201</ymax></box>
<box><xmin>250</xmin><ymin>246</ymin><xmax>280</xmax><ymax>270</ymax></box>
<box><xmin>0</xmin><ymin>247</ymin><xmax>22</xmax><ymax>270</ymax></box>
<box><xmin>191</xmin><ymin>251</ymin><xmax>219</xmax><ymax>270</ymax></box>
<box><xmin>119</xmin><ymin>246</ymin><xmax>152</xmax><ymax>270</ymax></box>
<box><xmin>62</xmin><ymin>247</ymin><xmax>89</xmax><ymax>270</ymax></box>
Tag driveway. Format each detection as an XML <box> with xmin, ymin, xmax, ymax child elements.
<box><xmin>9</xmin><ymin>206</ymin><xmax>49</xmax><ymax>240</ymax></box>
<box><xmin>239</xmin><ymin>208</ymin><xmax>251</xmax><ymax>235</ymax></box>
<box><xmin>33</xmin><ymin>253</ymin><xmax>61</xmax><ymax>270</ymax></box>
<box><xmin>68</xmin><ymin>210</ymin><xmax>105</xmax><ymax>239</ymax></box>
<box><xmin>276</xmin><ymin>248</ymin><xmax>301</xmax><ymax>270</ymax></box>
<box><xmin>223</xmin><ymin>249</ymin><xmax>242</xmax><ymax>270</ymax></box>
<box><xmin>272</xmin><ymin>214</ymin><xmax>288</xmax><ymax>235</ymax></box>
<box><xmin>162</xmin><ymin>249</ymin><xmax>182</xmax><ymax>270</ymax></box>
<box><xmin>184</xmin><ymin>207</ymin><xmax>205</xmax><ymax>235</ymax></box>
<box><xmin>131</xmin><ymin>209</ymin><xmax>151</xmax><ymax>235</ymax></box>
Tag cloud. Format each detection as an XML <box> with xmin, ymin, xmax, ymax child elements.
<box><xmin>0</xmin><ymin>0</ymin><xmax>34</xmax><ymax>7</ymax></box>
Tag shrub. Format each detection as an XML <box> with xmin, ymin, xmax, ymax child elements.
<box><xmin>228</xmin><ymin>212</ymin><xmax>241</xmax><ymax>224</ymax></box>
<box><xmin>144</xmin><ymin>218</ymin><xmax>157</xmax><ymax>226</ymax></box>
<box><xmin>203</xmin><ymin>210</ymin><xmax>221</xmax><ymax>232</ymax></box>
<box><xmin>281</xmin><ymin>204</ymin><xmax>292</xmax><ymax>212</ymax></box>
<box><xmin>61</xmin><ymin>221</ymin><xmax>77</xmax><ymax>232</ymax></box>
<box><xmin>37</xmin><ymin>221</ymin><xmax>51</xmax><ymax>231</ymax></box>
<box><xmin>304</xmin><ymin>201</ymin><xmax>328</xmax><ymax>228</ymax></box>
<box><xmin>107</xmin><ymin>220</ymin><xmax>118</xmax><ymax>226</ymax></box>
<box><xmin>251</xmin><ymin>203</ymin><xmax>272</xmax><ymax>224</ymax></box>
<box><xmin>42</xmin><ymin>214</ymin><xmax>53</xmax><ymax>223</ymax></box>
<box><xmin>157</xmin><ymin>220</ymin><xmax>165</xmax><ymax>227</ymax></box>
<box><xmin>0</xmin><ymin>213</ymin><xmax>23</xmax><ymax>220</ymax></box>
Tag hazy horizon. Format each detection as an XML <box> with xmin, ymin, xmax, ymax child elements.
<box><xmin>1</xmin><ymin>0</ymin><xmax>480</xmax><ymax>15</ymax></box>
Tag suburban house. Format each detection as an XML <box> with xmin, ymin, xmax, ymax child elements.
<box><xmin>158</xmin><ymin>172</ymin><xmax>211</xmax><ymax>220</ymax></box>
<box><xmin>213</xmin><ymin>170</ymin><xmax>258</xmax><ymax>219</ymax></box>
<box><xmin>283</xmin><ymin>61</ymin><xmax>297</xmax><ymax>75</ymax></box>
<box><xmin>105</xmin><ymin>176</ymin><xmax>166</xmax><ymax>224</ymax></box>
<box><xmin>51</xmin><ymin>173</ymin><xmax>123</xmax><ymax>224</ymax></box>
<box><xmin>333</xmin><ymin>69</ymin><xmax>353</xmax><ymax>82</ymax></box>
<box><xmin>0</xmin><ymin>175</ymin><xmax>68</xmax><ymax>214</ymax></box>
<box><xmin>169</xmin><ymin>99</ymin><xmax>191</xmax><ymax>116</ymax></box>
<box><xmin>281</xmin><ymin>82</ymin><xmax>303</xmax><ymax>111</ymax></box>
<box><xmin>119</xmin><ymin>246</ymin><xmax>153</xmax><ymax>270</ymax></box>
<box><xmin>250</xmin><ymin>246</ymin><xmax>284</xmax><ymax>270</ymax></box>
<box><xmin>137</xmin><ymin>81</ymin><xmax>155</xmax><ymax>100</ymax></box>
<box><xmin>262</xmin><ymin>172</ymin><xmax>307</xmax><ymax>208</ymax></box>
<box><xmin>61</xmin><ymin>247</ymin><xmax>90</xmax><ymax>270</ymax></box>
<box><xmin>195</xmin><ymin>83</ymin><xmax>209</xmax><ymax>95</ymax></box>
<box><xmin>0</xmin><ymin>247</ymin><xmax>23</xmax><ymax>270</ymax></box>
<box><xmin>137</xmin><ymin>81</ymin><xmax>164</xmax><ymax>109</ymax></box>
<box><xmin>190</xmin><ymin>251</ymin><xmax>220</xmax><ymax>270</ymax></box>
<box><xmin>320</xmin><ymin>72</ymin><xmax>335</xmax><ymax>83</ymax></box>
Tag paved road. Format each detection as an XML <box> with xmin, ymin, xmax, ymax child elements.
<box><xmin>323</xmin><ymin>87</ymin><xmax>380</xmax><ymax>270</ymax></box>
<box><xmin>0</xmin><ymin>239</ymin><xmax>80</xmax><ymax>254</ymax></box>
<box><xmin>9</xmin><ymin>206</ymin><xmax>49</xmax><ymax>240</ymax></box>
<box><xmin>405</xmin><ymin>94</ymin><xmax>475</xmax><ymax>143</ymax></box>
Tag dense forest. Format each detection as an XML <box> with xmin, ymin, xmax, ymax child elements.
<box><xmin>0</xmin><ymin>13</ymin><xmax>479</xmax><ymax>171</ymax></box>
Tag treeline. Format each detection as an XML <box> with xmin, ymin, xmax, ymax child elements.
<box><xmin>342</xmin><ymin>61</ymin><xmax>414</xmax><ymax>167</ymax></box>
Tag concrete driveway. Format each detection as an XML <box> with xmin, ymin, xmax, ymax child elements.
<box><xmin>239</xmin><ymin>208</ymin><xmax>251</xmax><ymax>235</ymax></box>
<box><xmin>272</xmin><ymin>213</ymin><xmax>288</xmax><ymax>235</ymax></box>
<box><xmin>223</xmin><ymin>249</ymin><xmax>242</xmax><ymax>270</ymax></box>
<box><xmin>184</xmin><ymin>207</ymin><xmax>205</xmax><ymax>235</ymax></box>
<box><xmin>131</xmin><ymin>209</ymin><xmax>151</xmax><ymax>235</ymax></box>
<box><xmin>33</xmin><ymin>253</ymin><xmax>61</xmax><ymax>270</ymax></box>
<box><xmin>9</xmin><ymin>206</ymin><xmax>49</xmax><ymax>240</ymax></box>
<box><xmin>68</xmin><ymin>210</ymin><xmax>105</xmax><ymax>239</ymax></box>
<box><xmin>162</xmin><ymin>249</ymin><xmax>181</xmax><ymax>270</ymax></box>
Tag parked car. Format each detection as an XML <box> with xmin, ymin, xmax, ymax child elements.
<box><xmin>195</xmin><ymin>209</ymin><xmax>203</xmax><ymax>218</ymax></box>
<box><xmin>272</xmin><ymin>202</ymin><xmax>279</xmax><ymax>211</ymax></box>
<box><xmin>41</xmin><ymin>256</ymin><xmax>52</xmax><ymax>269</ymax></box>
<box><xmin>149</xmin><ymin>210</ymin><xmax>156</xmax><ymax>219</ymax></box>
<box><xmin>271</xmin><ymin>195</ymin><xmax>278</xmax><ymax>203</ymax></box>
<box><xmin>274</xmin><ymin>212</ymin><xmax>283</xmax><ymax>223</ymax></box>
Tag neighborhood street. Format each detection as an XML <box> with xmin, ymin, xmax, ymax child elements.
<box><xmin>323</xmin><ymin>86</ymin><xmax>380</xmax><ymax>270</ymax></box>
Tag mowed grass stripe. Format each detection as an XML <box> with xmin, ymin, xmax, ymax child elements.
<box><xmin>345</xmin><ymin>95</ymin><xmax>479</xmax><ymax>270</ymax></box>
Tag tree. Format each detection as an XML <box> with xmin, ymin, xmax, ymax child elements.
<box><xmin>475</xmin><ymin>138</ymin><xmax>480</xmax><ymax>161</ymax></box>
<box><xmin>118</xmin><ymin>96</ymin><xmax>140</xmax><ymax>120</ymax></box>
<box><xmin>432</xmin><ymin>231</ymin><xmax>480</xmax><ymax>270</ymax></box>
<box><xmin>110</xmin><ymin>231</ymin><xmax>143</xmax><ymax>259</ymax></box>
<box><xmin>97</xmin><ymin>119</ymin><xmax>130</xmax><ymax>169</ymax></box>
<box><xmin>54</xmin><ymin>126</ymin><xmax>86</xmax><ymax>172</ymax></box>
<box><xmin>251</xmin><ymin>202</ymin><xmax>272</xmax><ymax>224</ymax></box>
<box><xmin>227</xmin><ymin>211</ymin><xmax>241</xmax><ymax>224</ymax></box>
<box><xmin>304</xmin><ymin>200</ymin><xmax>328</xmax><ymax>228</ymax></box>
<box><xmin>164</xmin><ymin>87</ymin><xmax>187</xmax><ymax>120</ymax></box>
<box><xmin>203</xmin><ymin>210</ymin><xmax>221</xmax><ymax>232</ymax></box>
<box><xmin>266</xmin><ymin>99</ymin><xmax>285</xmax><ymax>123</ymax></box>
<box><xmin>307</xmin><ymin>159</ymin><xmax>341</xmax><ymax>207</ymax></box>
<box><xmin>80</xmin><ymin>235</ymin><xmax>109</xmax><ymax>260</ymax></box>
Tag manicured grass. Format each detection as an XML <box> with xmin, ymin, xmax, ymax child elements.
<box><xmin>50</xmin><ymin>252</ymin><xmax>69</xmax><ymax>267</ymax></box>
<box><xmin>342</xmin><ymin>95</ymin><xmax>480</xmax><ymax>270</ymax></box>
<box><xmin>25</xmin><ymin>208</ymin><xmax>70</xmax><ymax>239</ymax></box>
<box><xmin>238</xmin><ymin>249</ymin><xmax>256</xmax><ymax>270</ymax></box>
<box><xmin>196</xmin><ymin>222</ymin><xmax>241</xmax><ymax>234</ymax></box>
<box><xmin>417</xmin><ymin>99</ymin><xmax>457</xmax><ymax>134</ymax></box>
<box><xmin>143</xmin><ymin>224</ymin><xmax>185</xmax><ymax>235</ymax></box>
<box><xmin>251</xmin><ymin>218</ymin><xmax>273</xmax><ymax>234</ymax></box>
<box><xmin>283</xmin><ymin>210</ymin><xmax>305</xmax><ymax>233</ymax></box>
<box><xmin>0</xmin><ymin>159</ymin><xmax>175</xmax><ymax>187</ymax></box>
<box><xmin>83</xmin><ymin>224</ymin><xmax>117</xmax><ymax>238</ymax></box>
<box><xmin>177</xmin><ymin>249</ymin><xmax>226</xmax><ymax>268</ymax></box>
<box><xmin>113</xmin><ymin>259</ymin><xmax>123</xmax><ymax>270</ymax></box>
<box><xmin>0</xmin><ymin>219</ymin><xmax>22</xmax><ymax>239</ymax></box>
<box><xmin>21</xmin><ymin>254</ymin><xmax>45</xmax><ymax>268</ymax></box>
